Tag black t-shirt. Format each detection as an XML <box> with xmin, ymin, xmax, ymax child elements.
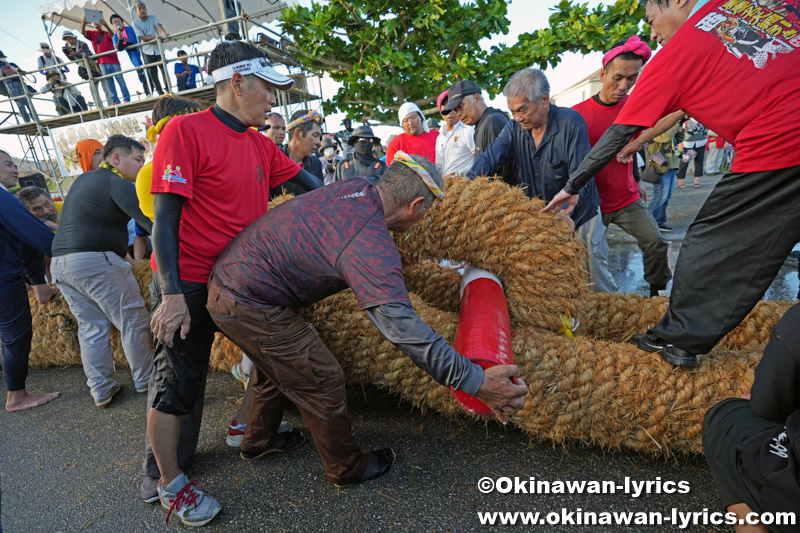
<box><xmin>474</xmin><ymin>107</ymin><xmax>515</xmax><ymax>180</ymax></box>
<box><xmin>705</xmin><ymin>303</ymin><xmax>800</xmax><ymax>529</ymax></box>
<box><xmin>52</xmin><ymin>168</ymin><xmax>152</xmax><ymax>258</ymax></box>
<box><xmin>272</xmin><ymin>148</ymin><xmax>323</xmax><ymax>197</ymax></box>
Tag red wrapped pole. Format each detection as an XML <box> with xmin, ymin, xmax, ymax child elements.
<box><xmin>451</xmin><ymin>266</ymin><xmax>514</xmax><ymax>416</ymax></box>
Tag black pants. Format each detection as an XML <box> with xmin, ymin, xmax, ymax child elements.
<box><xmin>55</xmin><ymin>95</ymin><xmax>87</xmax><ymax>115</ymax></box>
<box><xmin>0</xmin><ymin>282</ymin><xmax>33</xmax><ymax>392</ymax></box>
<box><xmin>135</xmin><ymin>67</ymin><xmax>150</xmax><ymax>96</ymax></box>
<box><xmin>651</xmin><ymin>164</ymin><xmax>800</xmax><ymax>354</ymax></box>
<box><xmin>142</xmin><ymin>279</ymin><xmax>216</xmax><ymax>479</ymax></box>
<box><xmin>677</xmin><ymin>145</ymin><xmax>706</xmax><ymax>181</ymax></box>
<box><xmin>142</xmin><ymin>53</ymin><xmax>166</xmax><ymax>95</ymax></box>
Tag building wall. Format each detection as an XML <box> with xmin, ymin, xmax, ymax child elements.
<box><xmin>551</xmin><ymin>79</ymin><xmax>603</xmax><ymax>108</ymax></box>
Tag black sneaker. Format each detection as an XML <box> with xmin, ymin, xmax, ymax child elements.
<box><xmin>335</xmin><ymin>448</ymin><xmax>396</xmax><ymax>487</ymax></box>
<box><xmin>630</xmin><ymin>332</ymin><xmax>697</xmax><ymax>368</ymax></box>
<box><xmin>240</xmin><ymin>429</ymin><xmax>306</xmax><ymax>460</ymax></box>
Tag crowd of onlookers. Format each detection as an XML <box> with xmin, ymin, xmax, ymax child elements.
<box><xmin>0</xmin><ymin>0</ymin><xmax>208</xmax><ymax>123</ymax></box>
<box><xmin>3</xmin><ymin>2</ymin><xmax>800</xmax><ymax>525</ymax></box>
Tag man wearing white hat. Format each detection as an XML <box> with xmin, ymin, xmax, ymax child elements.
<box><xmin>143</xmin><ymin>41</ymin><xmax>322</xmax><ymax>527</ymax></box>
<box><xmin>61</xmin><ymin>30</ymin><xmax>113</xmax><ymax>108</ymax></box>
<box><xmin>385</xmin><ymin>102</ymin><xmax>439</xmax><ymax>165</ymax></box>
<box><xmin>36</xmin><ymin>42</ymin><xmax>69</xmax><ymax>79</ymax></box>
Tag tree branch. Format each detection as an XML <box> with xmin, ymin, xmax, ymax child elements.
<box><xmin>286</xmin><ymin>45</ymin><xmax>352</xmax><ymax>70</ymax></box>
<box><xmin>337</xmin><ymin>0</ymin><xmax>368</xmax><ymax>27</ymax></box>
<box><xmin>397</xmin><ymin>29</ymin><xmax>416</xmax><ymax>52</ymax></box>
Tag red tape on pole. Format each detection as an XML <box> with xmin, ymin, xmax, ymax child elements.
<box><xmin>451</xmin><ymin>267</ymin><xmax>514</xmax><ymax>416</ymax></box>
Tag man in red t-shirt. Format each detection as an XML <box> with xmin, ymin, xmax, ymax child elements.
<box><xmin>572</xmin><ymin>36</ymin><xmax>671</xmax><ymax>298</ymax></box>
<box><xmin>81</xmin><ymin>16</ymin><xmax>130</xmax><ymax>105</ymax></box>
<box><xmin>143</xmin><ymin>41</ymin><xmax>322</xmax><ymax>527</ymax></box>
<box><xmin>544</xmin><ymin>0</ymin><xmax>800</xmax><ymax>369</ymax></box>
<box><xmin>386</xmin><ymin>102</ymin><xmax>439</xmax><ymax>165</ymax></box>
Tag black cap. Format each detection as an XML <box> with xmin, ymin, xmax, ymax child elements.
<box><xmin>442</xmin><ymin>80</ymin><xmax>481</xmax><ymax>113</ymax></box>
<box><xmin>348</xmin><ymin>125</ymin><xmax>381</xmax><ymax>145</ymax></box>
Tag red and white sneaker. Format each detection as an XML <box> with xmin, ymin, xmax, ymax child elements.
<box><xmin>226</xmin><ymin>418</ymin><xmax>294</xmax><ymax>447</ymax></box>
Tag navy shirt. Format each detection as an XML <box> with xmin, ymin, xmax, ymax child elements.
<box><xmin>468</xmin><ymin>104</ymin><xmax>600</xmax><ymax>229</ymax></box>
<box><xmin>0</xmin><ymin>188</ymin><xmax>53</xmax><ymax>292</ymax></box>
<box><xmin>174</xmin><ymin>62</ymin><xmax>200</xmax><ymax>90</ymax></box>
<box><xmin>213</xmin><ymin>177</ymin><xmax>410</xmax><ymax>310</ymax></box>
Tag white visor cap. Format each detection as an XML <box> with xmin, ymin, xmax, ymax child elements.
<box><xmin>209</xmin><ymin>57</ymin><xmax>294</xmax><ymax>90</ymax></box>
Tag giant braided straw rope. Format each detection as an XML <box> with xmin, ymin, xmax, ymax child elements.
<box><xmin>14</xmin><ymin>178</ymin><xmax>792</xmax><ymax>455</ymax></box>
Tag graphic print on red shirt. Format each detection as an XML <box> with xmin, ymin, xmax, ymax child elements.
<box><xmin>614</xmin><ymin>0</ymin><xmax>800</xmax><ymax>173</ymax></box>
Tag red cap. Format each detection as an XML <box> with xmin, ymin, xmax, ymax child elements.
<box><xmin>436</xmin><ymin>90</ymin><xmax>449</xmax><ymax>112</ymax></box>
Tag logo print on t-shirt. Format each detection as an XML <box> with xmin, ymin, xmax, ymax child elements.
<box><xmin>697</xmin><ymin>0</ymin><xmax>799</xmax><ymax>69</ymax></box>
<box><xmin>255</xmin><ymin>164</ymin><xmax>265</xmax><ymax>185</ymax></box>
<box><xmin>162</xmin><ymin>164</ymin><xmax>186</xmax><ymax>184</ymax></box>
<box><xmin>338</xmin><ymin>190</ymin><xmax>366</xmax><ymax>200</ymax></box>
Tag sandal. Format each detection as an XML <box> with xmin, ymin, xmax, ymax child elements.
<box><xmin>677</xmin><ymin>184</ymin><xmax>686</xmax><ymax>189</ymax></box>
<box><xmin>693</xmin><ymin>184</ymin><xmax>701</xmax><ymax>188</ymax></box>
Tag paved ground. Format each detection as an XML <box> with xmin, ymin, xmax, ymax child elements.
<box><xmin>2</xmin><ymin>368</ymin><xmax>727</xmax><ymax>533</ymax></box>
<box><xmin>607</xmin><ymin>173</ymin><xmax>799</xmax><ymax>300</ymax></box>
<box><xmin>1</xmin><ymin>173</ymin><xmax>797</xmax><ymax>532</ymax></box>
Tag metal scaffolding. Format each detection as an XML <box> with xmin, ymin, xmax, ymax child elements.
<box><xmin>0</xmin><ymin>10</ymin><xmax>322</xmax><ymax>195</ymax></box>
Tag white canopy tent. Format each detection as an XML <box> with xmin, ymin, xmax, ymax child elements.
<box><xmin>39</xmin><ymin>0</ymin><xmax>296</xmax><ymax>51</ymax></box>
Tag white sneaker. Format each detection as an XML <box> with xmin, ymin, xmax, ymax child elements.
<box><xmin>231</xmin><ymin>363</ymin><xmax>249</xmax><ymax>389</ymax></box>
<box><xmin>157</xmin><ymin>473</ymin><xmax>221</xmax><ymax>527</ymax></box>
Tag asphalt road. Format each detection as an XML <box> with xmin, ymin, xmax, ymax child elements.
<box><xmin>2</xmin><ymin>367</ymin><xmax>728</xmax><ymax>533</ymax></box>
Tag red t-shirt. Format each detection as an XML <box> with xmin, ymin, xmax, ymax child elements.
<box><xmin>150</xmin><ymin>108</ymin><xmax>299</xmax><ymax>283</ymax></box>
<box><xmin>615</xmin><ymin>0</ymin><xmax>800</xmax><ymax>173</ymax></box>
<box><xmin>386</xmin><ymin>130</ymin><xmax>439</xmax><ymax>165</ymax></box>
<box><xmin>572</xmin><ymin>95</ymin><xmax>640</xmax><ymax>214</ymax></box>
<box><xmin>84</xmin><ymin>30</ymin><xmax>120</xmax><ymax>65</ymax></box>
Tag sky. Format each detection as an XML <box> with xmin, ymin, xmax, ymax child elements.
<box><xmin>0</xmin><ymin>0</ymin><xmax>610</xmax><ymax>160</ymax></box>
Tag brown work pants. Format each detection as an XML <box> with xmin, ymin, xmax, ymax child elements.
<box><xmin>207</xmin><ymin>274</ymin><xmax>367</xmax><ymax>485</ymax></box>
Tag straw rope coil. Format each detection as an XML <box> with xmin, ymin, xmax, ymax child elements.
<box><xmin>394</xmin><ymin>177</ymin><xmax>589</xmax><ymax>331</ymax></box>
<box><xmin>10</xmin><ymin>178</ymin><xmax>793</xmax><ymax>455</ymax></box>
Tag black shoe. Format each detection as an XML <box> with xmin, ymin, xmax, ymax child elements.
<box><xmin>630</xmin><ymin>332</ymin><xmax>698</xmax><ymax>368</ymax></box>
<box><xmin>335</xmin><ymin>448</ymin><xmax>396</xmax><ymax>487</ymax></box>
<box><xmin>649</xmin><ymin>285</ymin><xmax>666</xmax><ymax>298</ymax></box>
<box><xmin>240</xmin><ymin>429</ymin><xmax>306</xmax><ymax>460</ymax></box>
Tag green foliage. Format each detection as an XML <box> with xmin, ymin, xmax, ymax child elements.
<box><xmin>278</xmin><ymin>0</ymin><xmax>648</xmax><ymax>125</ymax></box>
<box><xmin>280</xmin><ymin>0</ymin><xmax>510</xmax><ymax>124</ymax></box>
<box><xmin>487</xmin><ymin>0</ymin><xmax>649</xmax><ymax>82</ymax></box>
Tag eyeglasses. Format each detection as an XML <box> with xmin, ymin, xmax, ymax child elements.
<box><xmin>402</xmin><ymin>114</ymin><xmax>421</xmax><ymax>125</ymax></box>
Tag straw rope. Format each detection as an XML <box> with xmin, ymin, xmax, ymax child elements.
<box><xmin>9</xmin><ymin>178</ymin><xmax>793</xmax><ymax>455</ymax></box>
<box><xmin>394</xmin><ymin>177</ymin><xmax>589</xmax><ymax>331</ymax></box>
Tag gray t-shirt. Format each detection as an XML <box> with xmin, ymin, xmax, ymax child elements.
<box><xmin>133</xmin><ymin>15</ymin><xmax>161</xmax><ymax>56</ymax></box>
